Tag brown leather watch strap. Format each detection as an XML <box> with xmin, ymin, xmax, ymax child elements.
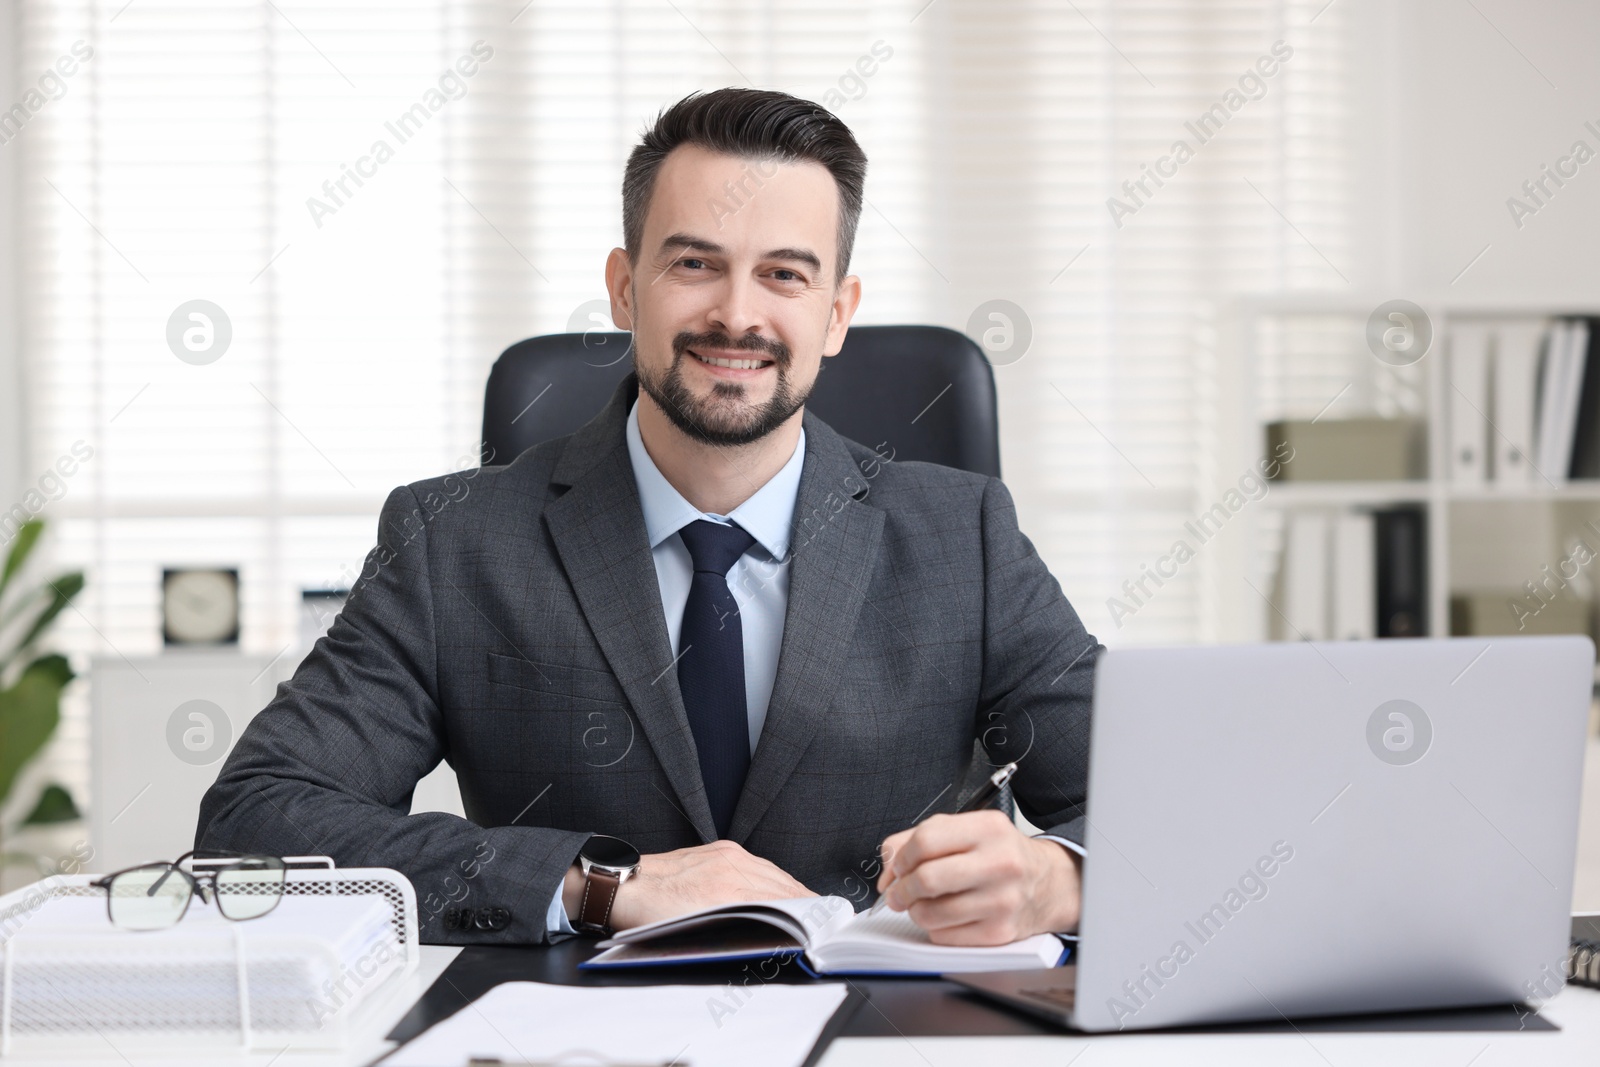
<box><xmin>577</xmin><ymin>867</ymin><xmax>623</xmax><ymax>936</ymax></box>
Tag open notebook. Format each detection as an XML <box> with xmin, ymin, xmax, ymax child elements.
<box><xmin>580</xmin><ymin>895</ymin><xmax>1068</xmax><ymax>976</ymax></box>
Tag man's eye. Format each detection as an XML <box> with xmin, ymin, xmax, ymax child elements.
<box><xmin>679</xmin><ymin>258</ymin><xmax>706</xmax><ymax>270</ymax></box>
<box><xmin>772</xmin><ymin>269</ymin><xmax>801</xmax><ymax>282</ymax></box>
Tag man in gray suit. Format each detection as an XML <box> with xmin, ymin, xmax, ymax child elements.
<box><xmin>198</xmin><ymin>87</ymin><xmax>1101</xmax><ymax>948</ymax></box>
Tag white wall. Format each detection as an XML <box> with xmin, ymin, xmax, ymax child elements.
<box><xmin>1394</xmin><ymin>1</ymin><xmax>1600</xmax><ymax>593</ymax></box>
<box><xmin>1393</xmin><ymin>0</ymin><xmax>1600</xmax><ymax>301</ymax></box>
<box><xmin>1309</xmin><ymin>0</ymin><xmax>1600</xmax><ymax>300</ymax></box>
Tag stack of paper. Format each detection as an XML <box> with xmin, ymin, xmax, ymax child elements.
<box><xmin>1</xmin><ymin>893</ymin><xmax>401</xmax><ymax>1038</ymax></box>
<box><xmin>382</xmin><ymin>981</ymin><xmax>851</xmax><ymax>1067</ymax></box>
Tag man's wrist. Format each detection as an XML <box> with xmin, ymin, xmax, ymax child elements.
<box><xmin>604</xmin><ymin>855</ymin><xmax>652</xmax><ymax>931</ymax></box>
<box><xmin>1028</xmin><ymin>835</ymin><xmax>1084</xmax><ymax>933</ymax></box>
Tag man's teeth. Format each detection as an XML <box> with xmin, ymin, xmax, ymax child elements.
<box><xmin>694</xmin><ymin>351</ymin><xmax>770</xmax><ymax>370</ymax></box>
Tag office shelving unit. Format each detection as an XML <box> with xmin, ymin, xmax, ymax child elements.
<box><xmin>1214</xmin><ymin>296</ymin><xmax>1600</xmax><ymax>647</ymax></box>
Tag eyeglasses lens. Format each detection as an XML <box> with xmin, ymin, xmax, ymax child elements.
<box><xmin>107</xmin><ymin>867</ymin><xmax>191</xmax><ymax>930</ymax></box>
<box><xmin>214</xmin><ymin>856</ymin><xmax>287</xmax><ymax>920</ymax></box>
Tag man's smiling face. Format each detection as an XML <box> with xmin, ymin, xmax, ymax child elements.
<box><xmin>608</xmin><ymin>143</ymin><xmax>858</xmax><ymax>447</ymax></box>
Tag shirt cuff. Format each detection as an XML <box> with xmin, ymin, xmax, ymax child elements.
<box><xmin>546</xmin><ymin>880</ymin><xmax>577</xmax><ymax>937</ymax></box>
<box><xmin>1035</xmin><ymin>833</ymin><xmax>1085</xmax><ymax>860</ymax></box>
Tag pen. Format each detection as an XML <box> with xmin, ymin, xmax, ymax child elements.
<box><xmin>870</xmin><ymin>761</ymin><xmax>1018</xmax><ymax>915</ymax></box>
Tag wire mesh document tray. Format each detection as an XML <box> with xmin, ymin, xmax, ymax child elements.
<box><xmin>0</xmin><ymin>858</ymin><xmax>418</xmax><ymax>1055</ymax></box>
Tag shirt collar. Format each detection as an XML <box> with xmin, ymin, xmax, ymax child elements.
<box><xmin>625</xmin><ymin>397</ymin><xmax>805</xmax><ymax>562</ymax></box>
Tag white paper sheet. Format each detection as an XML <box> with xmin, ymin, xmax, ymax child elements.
<box><xmin>380</xmin><ymin>980</ymin><xmax>849</xmax><ymax>1067</ymax></box>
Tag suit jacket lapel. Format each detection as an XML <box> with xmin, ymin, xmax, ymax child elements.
<box><xmin>543</xmin><ymin>374</ymin><xmax>719</xmax><ymax>842</ymax></box>
<box><xmin>728</xmin><ymin>413</ymin><xmax>885</xmax><ymax>842</ymax></box>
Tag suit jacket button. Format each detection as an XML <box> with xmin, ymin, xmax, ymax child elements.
<box><xmin>443</xmin><ymin>909</ymin><xmax>461</xmax><ymax>931</ymax></box>
<box><xmin>473</xmin><ymin>908</ymin><xmax>494</xmax><ymax>931</ymax></box>
<box><xmin>488</xmin><ymin>907</ymin><xmax>510</xmax><ymax>931</ymax></box>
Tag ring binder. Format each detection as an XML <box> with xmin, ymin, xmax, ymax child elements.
<box><xmin>1569</xmin><ymin>913</ymin><xmax>1600</xmax><ymax>989</ymax></box>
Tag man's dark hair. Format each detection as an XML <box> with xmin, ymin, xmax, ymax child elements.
<box><xmin>622</xmin><ymin>88</ymin><xmax>868</xmax><ymax>285</ymax></box>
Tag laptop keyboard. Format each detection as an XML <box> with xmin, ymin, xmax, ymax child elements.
<box><xmin>1019</xmin><ymin>986</ymin><xmax>1076</xmax><ymax>1010</ymax></box>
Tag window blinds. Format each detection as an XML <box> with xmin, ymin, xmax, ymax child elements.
<box><xmin>16</xmin><ymin>0</ymin><xmax>1350</xmax><ymax>808</ymax></box>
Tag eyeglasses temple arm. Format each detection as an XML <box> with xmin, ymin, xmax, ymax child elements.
<box><xmin>147</xmin><ymin>867</ymin><xmax>177</xmax><ymax>897</ymax></box>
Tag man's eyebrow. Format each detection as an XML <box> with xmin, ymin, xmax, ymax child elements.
<box><xmin>657</xmin><ymin>232</ymin><xmax>823</xmax><ymax>273</ymax></box>
<box><xmin>763</xmin><ymin>246</ymin><xmax>823</xmax><ymax>272</ymax></box>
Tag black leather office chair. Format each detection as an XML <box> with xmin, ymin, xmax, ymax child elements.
<box><xmin>480</xmin><ymin>323</ymin><xmax>1012</xmax><ymax>817</ymax></box>
<box><xmin>480</xmin><ymin>324</ymin><xmax>1000</xmax><ymax>477</ymax></box>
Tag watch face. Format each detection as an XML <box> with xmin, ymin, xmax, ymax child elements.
<box><xmin>581</xmin><ymin>834</ymin><xmax>640</xmax><ymax>870</ymax></box>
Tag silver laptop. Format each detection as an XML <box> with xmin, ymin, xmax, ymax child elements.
<box><xmin>954</xmin><ymin>636</ymin><xmax>1594</xmax><ymax>1031</ymax></box>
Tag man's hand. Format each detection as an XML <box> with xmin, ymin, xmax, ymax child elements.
<box><xmin>564</xmin><ymin>839</ymin><xmax>815</xmax><ymax>931</ymax></box>
<box><xmin>875</xmin><ymin>810</ymin><xmax>1082</xmax><ymax>946</ymax></box>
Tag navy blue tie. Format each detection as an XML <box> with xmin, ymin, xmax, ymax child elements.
<box><xmin>677</xmin><ymin>519</ymin><xmax>756</xmax><ymax>839</ymax></box>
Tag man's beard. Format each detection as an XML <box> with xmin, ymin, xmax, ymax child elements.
<box><xmin>636</xmin><ymin>330</ymin><xmax>811</xmax><ymax>447</ymax></box>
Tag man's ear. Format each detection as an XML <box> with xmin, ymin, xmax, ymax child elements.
<box><xmin>604</xmin><ymin>247</ymin><xmax>636</xmax><ymax>331</ymax></box>
<box><xmin>823</xmin><ymin>273</ymin><xmax>863</xmax><ymax>357</ymax></box>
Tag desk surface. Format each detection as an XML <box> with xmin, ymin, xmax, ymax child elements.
<box><xmin>390</xmin><ymin>940</ymin><xmax>1564</xmax><ymax>1039</ymax></box>
<box><xmin>5</xmin><ymin>944</ymin><xmax>1600</xmax><ymax>1066</ymax></box>
<box><xmin>394</xmin><ymin>942</ymin><xmax>1600</xmax><ymax>1067</ymax></box>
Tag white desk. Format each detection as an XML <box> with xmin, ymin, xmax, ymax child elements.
<box><xmin>5</xmin><ymin>945</ymin><xmax>1598</xmax><ymax>1065</ymax></box>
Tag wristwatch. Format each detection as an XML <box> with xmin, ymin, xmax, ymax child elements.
<box><xmin>575</xmin><ymin>835</ymin><xmax>641</xmax><ymax>937</ymax></box>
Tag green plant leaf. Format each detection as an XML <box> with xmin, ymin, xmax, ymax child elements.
<box><xmin>0</xmin><ymin>521</ymin><xmax>43</xmax><ymax>602</ymax></box>
<box><xmin>0</xmin><ymin>658</ymin><xmax>67</xmax><ymax>808</ymax></box>
<box><xmin>20</xmin><ymin>653</ymin><xmax>73</xmax><ymax>688</ymax></box>
<box><xmin>20</xmin><ymin>783</ymin><xmax>81</xmax><ymax>825</ymax></box>
<box><xmin>3</xmin><ymin>572</ymin><xmax>84</xmax><ymax>675</ymax></box>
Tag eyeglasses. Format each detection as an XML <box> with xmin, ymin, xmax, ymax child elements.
<box><xmin>90</xmin><ymin>850</ymin><xmax>288</xmax><ymax>931</ymax></box>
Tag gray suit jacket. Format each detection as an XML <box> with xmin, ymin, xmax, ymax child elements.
<box><xmin>197</xmin><ymin>373</ymin><xmax>1102</xmax><ymax>945</ymax></box>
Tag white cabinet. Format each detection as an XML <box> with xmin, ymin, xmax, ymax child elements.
<box><xmin>90</xmin><ymin>648</ymin><xmax>466</xmax><ymax>874</ymax></box>
<box><xmin>90</xmin><ymin>651</ymin><xmax>291</xmax><ymax>873</ymax></box>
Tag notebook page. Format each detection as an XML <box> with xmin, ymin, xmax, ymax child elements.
<box><xmin>826</xmin><ymin>905</ymin><xmax>933</xmax><ymax>948</ymax></box>
<box><xmin>812</xmin><ymin>906</ymin><xmax>1064</xmax><ymax>973</ymax></box>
